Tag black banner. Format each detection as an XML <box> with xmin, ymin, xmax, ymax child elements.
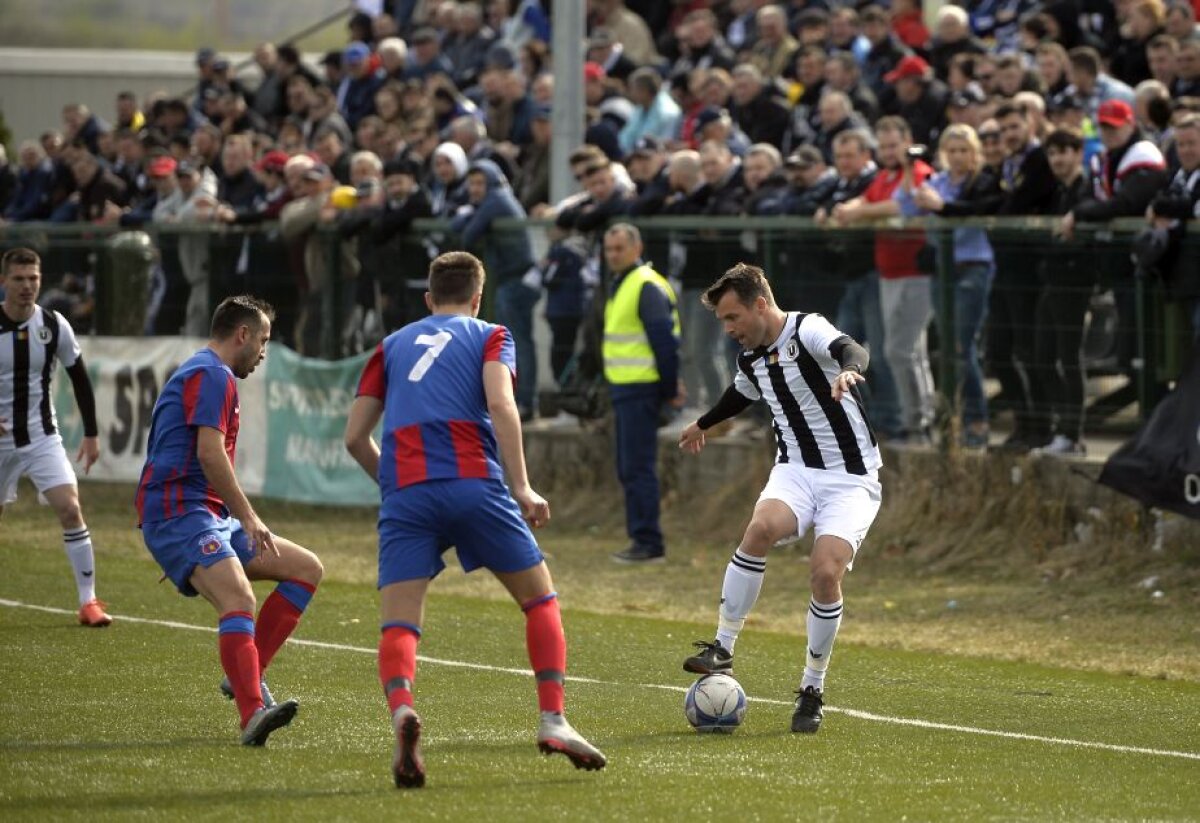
<box><xmin>1099</xmin><ymin>345</ymin><xmax>1200</xmax><ymax>519</ymax></box>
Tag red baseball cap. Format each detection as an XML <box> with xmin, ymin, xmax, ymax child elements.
<box><xmin>254</xmin><ymin>149</ymin><xmax>290</xmax><ymax>174</ymax></box>
<box><xmin>584</xmin><ymin>61</ymin><xmax>606</xmax><ymax>82</ymax></box>
<box><xmin>884</xmin><ymin>55</ymin><xmax>931</xmax><ymax>83</ymax></box>
<box><xmin>1096</xmin><ymin>99</ymin><xmax>1134</xmax><ymax>127</ymax></box>
<box><xmin>146</xmin><ymin>156</ymin><xmax>177</xmax><ymax>177</ymax></box>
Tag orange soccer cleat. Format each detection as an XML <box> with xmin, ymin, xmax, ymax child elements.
<box><xmin>78</xmin><ymin>599</ymin><xmax>112</xmax><ymax>627</ymax></box>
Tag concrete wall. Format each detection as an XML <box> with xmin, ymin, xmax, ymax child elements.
<box><xmin>0</xmin><ymin>47</ymin><xmax>305</xmax><ymax>145</ymax></box>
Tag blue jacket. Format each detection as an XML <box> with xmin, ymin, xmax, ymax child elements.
<box><xmin>337</xmin><ymin>71</ymin><xmax>384</xmax><ymax>130</ymax></box>
<box><xmin>4</xmin><ymin>160</ymin><xmax>55</xmax><ymax>221</ymax></box>
<box><xmin>541</xmin><ymin>237</ymin><xmax>590</xmax><ymax>319</ymax></box>
<box><xmin>450</xmin><ymin>159</ymin><xmax>535</xmax><ymax>283</ymax></box>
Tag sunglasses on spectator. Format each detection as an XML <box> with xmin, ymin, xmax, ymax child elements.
<box><xmin>977</xmin><ymin>73</ymin><xmax>994</xmax><ymax>83</ymax></box>
<box><xmin>979</xmin><ymin>131</ymin><xmax>1001</xmax><ymax>141</ymax></box>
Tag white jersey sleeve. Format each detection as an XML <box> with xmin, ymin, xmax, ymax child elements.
<box><xmin>52</xmin><ymin>311</ymin><xmax>81</xmax><ymax>368</ymax></box>
<box><xmin>796</xmin><ymin>313</ymin><xmax>843</xmax><ymax>365</ymax></box>
<box><xmin>733</xmin><ymin>361</ymin><xmax>761</xmax><ymax>401</ymax></box>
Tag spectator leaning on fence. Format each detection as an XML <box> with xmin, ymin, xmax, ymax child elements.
<box><xmin>1147</xmin><ymin>113</ymin><xmax>1200</xmax><ymax>341</ymax></box>
<box><xmin>899</xmin><ymin>123</ymin><xmax>1001</xmax><ymax>449</ymax></box>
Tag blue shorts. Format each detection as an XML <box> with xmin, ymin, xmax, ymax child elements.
<box><xmin>141</xmin><ymin>511</ymin><xmax>254</xmax><ymax>597</ymax></box>
<box><xmin>378</xmin><ymin>478</ymin><xmax>543</xmax><ymax>587</ymax></box>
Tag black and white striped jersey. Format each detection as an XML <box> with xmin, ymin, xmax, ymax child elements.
<box><xmin>0</xmin><ymin>305</ymin><xmax>81</xmax><ymax>448</ymax></box>
<box><xmin>733</xmin><ymin>312</ymin><xmax>881</xmax><ymax>476</ymax></box>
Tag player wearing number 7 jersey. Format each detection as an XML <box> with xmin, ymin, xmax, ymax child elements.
<box><xmin>345</xmin><ymin>251</ymin><xmax>606</xmax><ymax>789</ymax></box>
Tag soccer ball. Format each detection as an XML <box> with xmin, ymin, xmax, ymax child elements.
<box><xmin>684</xmin><ymin>674</ymin><xmax>747</xmax><ymax>733</ymax></box>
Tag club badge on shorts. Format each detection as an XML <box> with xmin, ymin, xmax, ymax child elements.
<box><xmin>198</xmin><ymin>534</ymin><xmax>222</xmax><ymax>555</ymax></box>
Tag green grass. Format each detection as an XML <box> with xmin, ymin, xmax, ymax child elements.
<box><xmin>1</xmin><ymin>483</ymin><xmax>1199</xmax><ymax>820</ymax></box>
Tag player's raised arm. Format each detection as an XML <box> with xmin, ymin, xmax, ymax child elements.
<box><xmin>483</xmin><ymin>359</ymin><xmax>549</xmax><ymax>528</ymax></box>
<box><xmin>196</xmin><ymin>425</ymin><xmax>275</xmax><ymax>557</ymax></box>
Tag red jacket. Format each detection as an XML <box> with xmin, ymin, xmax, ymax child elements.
<box><xmin>865</xmin><ymin>161</ymin><xmax>931</xmax><ymax>279</ymax></box>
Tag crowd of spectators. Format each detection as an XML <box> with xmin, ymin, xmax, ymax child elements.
<box><xmin>1</xmin><ymin>0</ymin><xmax>1199</xmax><ymax>447</ymax></box>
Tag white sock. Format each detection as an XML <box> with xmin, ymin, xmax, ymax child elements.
<box><xmin>714</xmin><ymin>549</ymin><xmax>766</xmax><ymax>653</ymax></box>
<box><xmin>801</xmin><ymin>598</ymin><xmax>843</xmax><ymax>692</ymax></box>
<box><xmin>63</xmin><ymin>526</ymin><xmax>96</xmax><ymax>605</ymax></box>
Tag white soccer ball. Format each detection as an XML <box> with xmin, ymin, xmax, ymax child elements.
<box><xmin>684</xmin><ymin>674</ymin><xmax>747</xmax><ymax>733</ymax></box>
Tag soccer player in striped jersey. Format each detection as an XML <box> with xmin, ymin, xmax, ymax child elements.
<box><xmin>0</xmin><ymin>247</ymin><xmax>109</xmax><ymax>627</ymax></box>
<box><xmin>137</xmin><ymin>296</ymin><xmax>324</xmax><ymax>746</ymax></box>
<box><xmin>345</xmin><ymin>251</ymin><xmax>606</xmax><ymax>788</ymax></box>
<box><xmin>677</xmin><ymin>263</ymin><xmax>883</xmax><ymax>734</ymax></box>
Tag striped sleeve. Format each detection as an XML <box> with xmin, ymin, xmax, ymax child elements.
<box><xmin>52</xmin><ymin>311</ymin><xmax>81</xmax><ymax>368</ymax></box>
<box><xmin>797</xmin><ymin>314</ymin><xmax>842</xmax><ymax>364</ymax></box>
<box><xmin>483</xmin><ymin>325</ymin><xmax>516</xmax><ymax>376</ymax></box>
<box><xmin>357</xmin><ymin>344</ymin><xmax>386</xmax><ymax>399</ymax></box>
<box><xmin>183</xmin><ymin>367</ymin><xmax>234</xmax><ymax>431</ymax></box>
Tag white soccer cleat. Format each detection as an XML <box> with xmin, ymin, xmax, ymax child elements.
<box><xmin>536</xmin><ymin>712</ymin><xmax>607</xmax><ymax>771</ymax></box>
<box><xmin>240</xmin><ymin>699</ymin><xmax>299</xmax><ymax>746</ymax></box>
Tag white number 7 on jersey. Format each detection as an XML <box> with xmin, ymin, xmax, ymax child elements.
<box><xmin>408</xmin><ymin>331</ymin><xmax>453</xmax><ymax>382</ymax></box>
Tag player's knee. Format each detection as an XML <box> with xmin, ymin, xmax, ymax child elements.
<box><xmin>57</xmin><ymin>501</ymin><xmax>84</xmax><ymax>529</ymax></box>
<box><xmin>809</xmin><ymin>562</ymin><xmax>842</xmax><ymax>597</ymax></box>
<box><xmin>741</xmin><ymin>520</ymin><xmax>775</xmax><ymax>555</ymax></box>
<box><xmin>299</xmin><ymin>551</ymin><xmax>325</xmax><ymax>585</ymax></box>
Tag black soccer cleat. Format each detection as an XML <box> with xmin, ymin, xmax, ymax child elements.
<box><xmin>791</xmin><ymin>686</ymin><xmax>824</xmax><ymax>734</ymax></box>
<box><xmin>683</xmin><ymin>640</ymin><xmax>733</xmax><ymax>675</ymax></box>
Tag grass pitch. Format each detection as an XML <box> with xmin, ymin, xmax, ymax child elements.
<box><xmin>1</xmin><ymin>482</ymin><xmax>1198</xmax><ymax>821</ymax></box>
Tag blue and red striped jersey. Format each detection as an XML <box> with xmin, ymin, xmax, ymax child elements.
<box><xmin>136</xmin><ymin>348</ymin><xmax>239</xmax><ymax>524</ymax></box>
<box><xmin>357</xmin><ymin>314</ymin><xmax>515</xmax><ymax>491</ymax></box>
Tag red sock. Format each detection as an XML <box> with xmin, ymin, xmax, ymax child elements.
<box><xmin>218</xmin><ymin>611</ymin><xmax>263</xmax><ymax>727</ymax></box>
<box><xmin>523</xmin><ymin>594</ymin><xmax>566</xmax><ymax>714</ymax></box>
<box><xmin>255</xmin><ymin>579</ymin><xmax>317</xmax><ymax>674</ymax></box>
<box><xmin>379</xmin><ymin>623</ymin><xmax>420</xmax><ymax>714</ymax></box>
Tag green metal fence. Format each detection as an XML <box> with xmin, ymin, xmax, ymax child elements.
<box><xmin>2</xmin><ymin>216</ymin><xmax>1195</xmax><ymax>428</ymax></box>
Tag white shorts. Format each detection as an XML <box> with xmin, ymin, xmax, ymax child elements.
<box><xmin>0</xmin><ymin>435</ymin><xmax>77</xmax><ymax>506</ymax></box>
<box><xmin>757</xmin><ymin>463</ymin><xmax>882</xmax><ymax>566</ymax></box>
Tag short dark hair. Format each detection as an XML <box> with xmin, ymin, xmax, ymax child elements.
<box><xmin>428</xmin><ymin>251</ymin><xmax>486</xmax><ymax>305</ymax></box>
<box><xmin>1044</xmin><ymin>127</ymin><xmax>1084</xmax><ymax>153</ymax></box>
<box><xmin>994</xmin><ymin>101</ymin><xmax>1028</xmax><ymax>121</ymax></box>
<box><xmin>1068</xmin><ymin>46</ymin><xmax>1101</xmax><ymax>77</ymax></box>
<box><xmin>702</xmin><ymin>263</ymin><xmax>776</xmax><ymax>309</ymax></box>
<box><xmin>210</xmin><ymin>295</ymin><xmax>275</xmax><ymax>340</ymax></box>
<box><xmin>2</xmin><ymin>247</ymin><xmax>40</xmax><ymax>276</ymax></box>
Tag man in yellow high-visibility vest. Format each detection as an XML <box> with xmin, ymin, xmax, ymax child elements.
<box><xmin>601</xmin><ymin>223</ymin><xmax>683</xmax><ymax>564</ymax></box>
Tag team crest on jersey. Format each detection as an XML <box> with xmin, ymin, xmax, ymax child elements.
<box><xmin>783</xmin><ymin>339</ymin><xmax>800</xmax><ymax>361</ymax></box>
<box><xmin>198</xmin><ymin>534</ymin><xmax>222</xmax><ymax>555</ymax></box>
<box><xmin>36</xmin><ymin>326</ymin><xmax>53</xmax><ymax>344</ymax></box>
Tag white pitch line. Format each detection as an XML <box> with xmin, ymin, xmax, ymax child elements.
<box><xmin>3</xmin><ymin>597</ymin><xmax>1198</xmax><ymax>763</ymax></box>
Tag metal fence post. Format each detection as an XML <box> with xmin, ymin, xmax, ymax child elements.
<box><xmin>322</xmin><ymin>228</ymin><xmax>340</xmax><ymax>360</ymax></box>
<box><xmin>935</xmin><ymin>225</ymin><xmax>957</xmax><ymax>446</ymax></box>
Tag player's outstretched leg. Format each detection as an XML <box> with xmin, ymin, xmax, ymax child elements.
<box><xmin>792</xmin><ymin>535</ymin><xmax>853</xmax><ymax>734</ymax></box>
<box><xmin>224</xmin><ymin>538</ymin><xmax>325</xmax><ymax>708</ymax></box>
<box><xmin>684</xmin><ymin>500</ymin><xmax>795</xmax><ymax>676</ymax></box>
<box><xmin>379</xmin><ymin>619</ymin><xmax>424</xmax><ymax>788</ymax></box>
<box><xmin>521</xmin><ymin>591</ymin><xmax>606</xmax><ymax>770</ymax></box>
